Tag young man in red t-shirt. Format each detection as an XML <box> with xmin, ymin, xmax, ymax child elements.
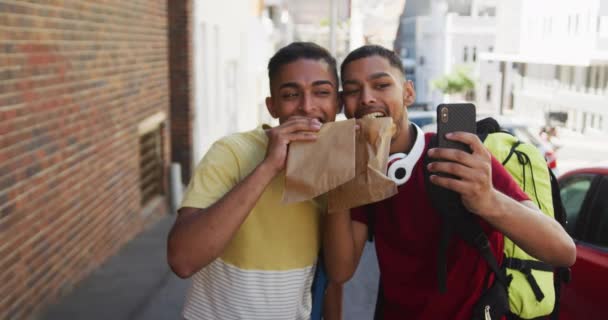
<box><xmin>323</xmin><ymin>45</ymin><xmax>576</xmax><ymax>320</ymax></box>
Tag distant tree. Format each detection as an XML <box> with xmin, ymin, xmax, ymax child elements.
<box><xmin>431</xmin><ymin>66</ymin><xmax>475</xmax><ymax>100</ymax></box>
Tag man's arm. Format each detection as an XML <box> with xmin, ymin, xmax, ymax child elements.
<box><xmin>167</xmin><ymin>118</ymin><xmax>322</xmax><ymax>278</ymax></box>
<box><xmin>322</xmin><ymin>210</ymin><xmax>368</xmax><ymax>284</ymax></box>
<box><xmin>323</xmin><ymin>282</ymin><xmax>343</xmax><ymax>320</ymax></box>
<box><xmin>427</xmin><ymin>132</ymin><xmax>576</xmax><ymax>267</ymax></box>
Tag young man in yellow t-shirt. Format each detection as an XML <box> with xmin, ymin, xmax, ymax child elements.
<box><xmin>167</xmin><ymin>42</ymin><xmax>342</xmax><ymax>320</ymax></box>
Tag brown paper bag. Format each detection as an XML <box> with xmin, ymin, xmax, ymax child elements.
<box><xmin>282</xmin><ymin>119</ymin><xmax>357</xmax><ymax>204</ymax></box>
<box><xmin>283</xmin><ymin>117</ymin><xmax>397</xmax><ymax>212</ymax></box>
<box><xmin>327</xmin><ymin>117</ymin><xmax>397</xmax><ymax>212</ymax></box>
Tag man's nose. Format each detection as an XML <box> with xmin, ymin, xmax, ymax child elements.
<box><xmin>298</xmin><ymin>93</ymin><xmax>316</xmax><ymax>114</ymax></box>
<box><xmin>361</xmin><ymin>88</ymin><xmax>376</xmax><ymax>106</ymax></box>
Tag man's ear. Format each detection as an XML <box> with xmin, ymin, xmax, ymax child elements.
<box><xmin>403</xmin><ymin>80</ymin><xmax>416</xmax><ymax>107</ymax></box>
<box><xmin>265</xmin><ymin>96</ymin><xmax>278</xmax><ymax>119</ymax></box>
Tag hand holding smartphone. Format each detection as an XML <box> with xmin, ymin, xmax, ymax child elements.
<box><xmin>436</xmin><ymin>103</ymin><xmax>476</xmax><ymax>153</ymax></box>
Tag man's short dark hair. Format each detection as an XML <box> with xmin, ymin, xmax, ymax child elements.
<box><xmin>267</xmin><ymin>42</ymin><xmax>338</xmax><ymax>88</ymax></box>
<box><xmin>340</xmin><ymin>45</ymin><xmax>405</xmax><ymax>79</ymax></box>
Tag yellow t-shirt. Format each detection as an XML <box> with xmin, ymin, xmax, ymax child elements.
<box><xmin>180</xmin><ymin>126</ymin><xmax>322</xmax><ymax>320</ymax></box>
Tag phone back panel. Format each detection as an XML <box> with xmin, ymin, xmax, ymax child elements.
<box><xmin>436</xmin><ymin>103</ymin><xmax>476</xmax><ymax>153</ymax></box>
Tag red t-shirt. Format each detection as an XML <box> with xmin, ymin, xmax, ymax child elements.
<box><xmin>351</xmin><ymin>134</ymin><xmax>529</xmax><ymax>320</ymax></box>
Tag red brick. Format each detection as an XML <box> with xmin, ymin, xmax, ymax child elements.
<box><xmin>0</xmin><ymin>0</ymin><xmax>186</xmax><ymax>318</ymax></box>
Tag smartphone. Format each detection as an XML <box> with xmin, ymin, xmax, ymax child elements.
<box><xmin>436</xmin><ymin>103</ymin><xmax>476</xmax><ymax>153</ymax></box>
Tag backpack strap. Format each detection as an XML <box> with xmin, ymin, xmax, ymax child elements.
<box><xmin>453</xmin><ymin>213</ymin><xmax>511</xmax><ymax>289</ymax></box>
<box><xmin>424</xmin><ymin>135</ymin><xmax>509</xmax><ymax>293</ymax></box>
<box><xmin>549</xmin><ymin>168</ymin><xmax>568</xmax><ymax>228</ymax></box>
<box><xmin>547</xmin><ymin>168</ymin><xmax>572</xmax><ymax>320</ymax></box>
<box><xmin>477</xmin><ymin>117</ymin><xmax>501</xmax><ymax>139</ymax></box>
<box><xmin>503</xmin><ymin>257</ymin><xmax>553</xmax><ymax>302</ymax></box>
<box><xmin>503</xmin><ymin>141</ymin><xmax>544</xmax><ymax>210</ymax></box>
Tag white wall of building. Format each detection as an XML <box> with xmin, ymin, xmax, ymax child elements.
<box><xmin>494</xmin><ymin>0</ymin><xmax>523</xmax><ymax>55</ymax></box>
<box><xmin>192</xmin><ymin>0</ymin><xmax>276</xmax><ymax>164</ymax></box>
<box><xmin>484</xmin><ymin>0</ymin><xmax>608</xmax><ymax>133</ymax></box>
<box><xmin>408</xmin><ymin>1</ymin><xmax>496</xmax><ymax>110</ymax></box>
<box><xmin>359</xmin><ymin>0</ymin><xmax>407</xmax><ymax>49</ymax></box>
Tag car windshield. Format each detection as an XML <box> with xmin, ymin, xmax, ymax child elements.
<box><xmin>408</xmin><ymin>111</ymin><xmax>436</xmax><ymax>128</ymax></box>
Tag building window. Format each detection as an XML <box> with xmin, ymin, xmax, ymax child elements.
<box><xmin>463</xmin><ymin>46</ymin><xmax>468</xmax><ymax>62</ymax></box>
<box><xmin>419</xmin><ymin>56</ymin><xmax>425</xmax><ymax>66</ymax></box>
<box><xmin>508</xmin><ymin>85</ymin><xmax>514</xmax><ymax>110</ymax></box>
<box><xmin>473</xmin><ymin>47</ymin><xmax>477</xmax><ymax>62</ymax></box>
<box><xmin>486</xmin><ymin>84</ymin><xmax>492</xmax><ymax>102</ymax></box>
<box><xmin>138</xmin><ymin>112</ymin><xmax>166</xmax><ymax>206</ymax></box>
<box><xmin>569</xmin><ymin>66</ymin><xmax>575</xmax><ymax>85</ymax></box>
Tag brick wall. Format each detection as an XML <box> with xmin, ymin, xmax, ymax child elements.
<box><xmin>0</xmin><ymin>1</ymin><xmax>174</xmax><ymax>318</ymax></box>
<box><xmin>169</xmin><ymin>0</ymin><xmax>193</xmax><ymax>184</ymax></box>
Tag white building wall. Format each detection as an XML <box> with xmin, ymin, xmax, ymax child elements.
<box><xmin>482</xmin><ymin>0</ymin><xmax>608</xmax><ymax>133</ymax></box>
<box><xmin>349</xmin><ymin>0</ymin><xmax>365</xmax><ymax>51</ymax></box>
<box><xmin>192</xmin><ymin>0</ymin><xmax>276</xmax><ymax>164</ymax></box>
<box><xmin>495</xmin><ymin>0</ymin><xmax>523</xmax><ymax>55</ymax></box>
<box><xmin>406</xmin><ymin>2</ymin><xmax>496</xmax><ymax>110</ymax></box>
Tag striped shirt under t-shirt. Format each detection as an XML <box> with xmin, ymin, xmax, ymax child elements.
<box><xmin>180</xmin><ymin>126</ymin><xmax>322</xmax><ymax>320</ymax></box>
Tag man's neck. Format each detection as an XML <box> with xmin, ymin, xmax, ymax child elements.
<box><xmin>389</xmin><ymin>116</ymin><xmax>416</xmax><ymax>155</ymax></box>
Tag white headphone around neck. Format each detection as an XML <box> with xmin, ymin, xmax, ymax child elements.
<box><xmin>387</xmin><ymin>123</ymin><xmax>425</xmax><ymax>186</ymax></box>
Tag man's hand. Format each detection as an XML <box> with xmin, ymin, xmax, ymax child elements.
<box><xmin>263</xmin><ymin>117</ymin><xmax>322</xmax><ymax>173</ymax></box>
<box><xmin>426</xmin><ymin>132</ymin><xmax>576</xmax><ymax>267</ymax></box>
<box><xmin>426</xmin><ymin>132</ymin><xmax>498</xmax><ymax>217</ymax></box>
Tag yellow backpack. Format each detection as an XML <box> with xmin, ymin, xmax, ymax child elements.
<box><xmin>424</xmin><ymin>117</ymin><xmax>570</xmax><ymax>320</ymax></box>
<box><xmin>484</xmin><ymin>131</ymin><xmax>558</xmax><ymax>319</ymax></box>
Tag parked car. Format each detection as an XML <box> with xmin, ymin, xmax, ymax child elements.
<box><xmin>409</xmin><ymin>110</ymin><xmax>436</xmax><ymax>129</ymax></box>
<box><xmin>558</xmin><ymin>165</ymin><xmax>608</xmax><ymax>320</ymax></box>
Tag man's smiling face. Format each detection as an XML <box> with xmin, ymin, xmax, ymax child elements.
<box><xmin>341</xmin><ymin>55</ymin><xmax>415</xmax><ymax>140</ymax></box>
<box><xmin>341</xmin><ymin>55</ymin><xmax>406</xmax><ymax>121</ymax></box>
<box><xmin>266</xmin><ymin>58</ymin><xmax>339</xmax><ymax>124</ymax></box>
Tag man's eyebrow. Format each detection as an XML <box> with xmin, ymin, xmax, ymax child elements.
<box><xmin>342</xmin><ymin>72</ymin><xmax>392</xmax><ymax>85</ymax></box>
<box><xmin>312</xmin><ymin>80</ymin><xmax>335</xmax><ymax>87</ymax></box>
<box><xmin>278</xmin><ymin>82</ymin><xmax>299</xmax><ymax>90</ymax></box>
<box><xmin>368</xmin><ymin>72</ymin><xmax>391</xmax><ymax>80</ymax></box>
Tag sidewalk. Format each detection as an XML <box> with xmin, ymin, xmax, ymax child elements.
<box><xmin>40</xmin><ymin>215</ymin><xmax>190</xmax><ymax>320</ymax></box>
<box><xmin>38</xmin><ymin>214</ymin><xmax>378</xmax><ymax>320</ymax></box>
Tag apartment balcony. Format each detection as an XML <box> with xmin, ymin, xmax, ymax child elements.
<box><xmin>512</xmin><ymin>76</ymin><xmax>608</xmax><ymax>132</ymax></box>
<box><xmin>515</xmin><ymin>76</ymin><xmax>607</xmax><ymax>112</ymax></box>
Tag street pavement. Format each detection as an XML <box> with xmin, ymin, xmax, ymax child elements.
<box><xmin>39</xmin><ymin>216</ymin><xmax>191</xmax><ymax>320</ymax></box>
<box><xmin>343</xmin><ymin>243</ymin><xmax>379</xmax><ymax>320</ymax></box>
<box><xmin>38</xmin><ymin>215</ymin><xmax>380</xmax><ymax>320</ymax></box>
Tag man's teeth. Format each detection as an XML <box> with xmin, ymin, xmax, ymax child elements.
<box><xmin>363</xmin><ymin>112</ymin><xmax>384</xmax><ymax>119</ymax></box>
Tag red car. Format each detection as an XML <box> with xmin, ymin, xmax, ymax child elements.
<box><xmin>558</xmin><ymin>165</ymin><xmax>608</xmax><ymax>320</ymax></box>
